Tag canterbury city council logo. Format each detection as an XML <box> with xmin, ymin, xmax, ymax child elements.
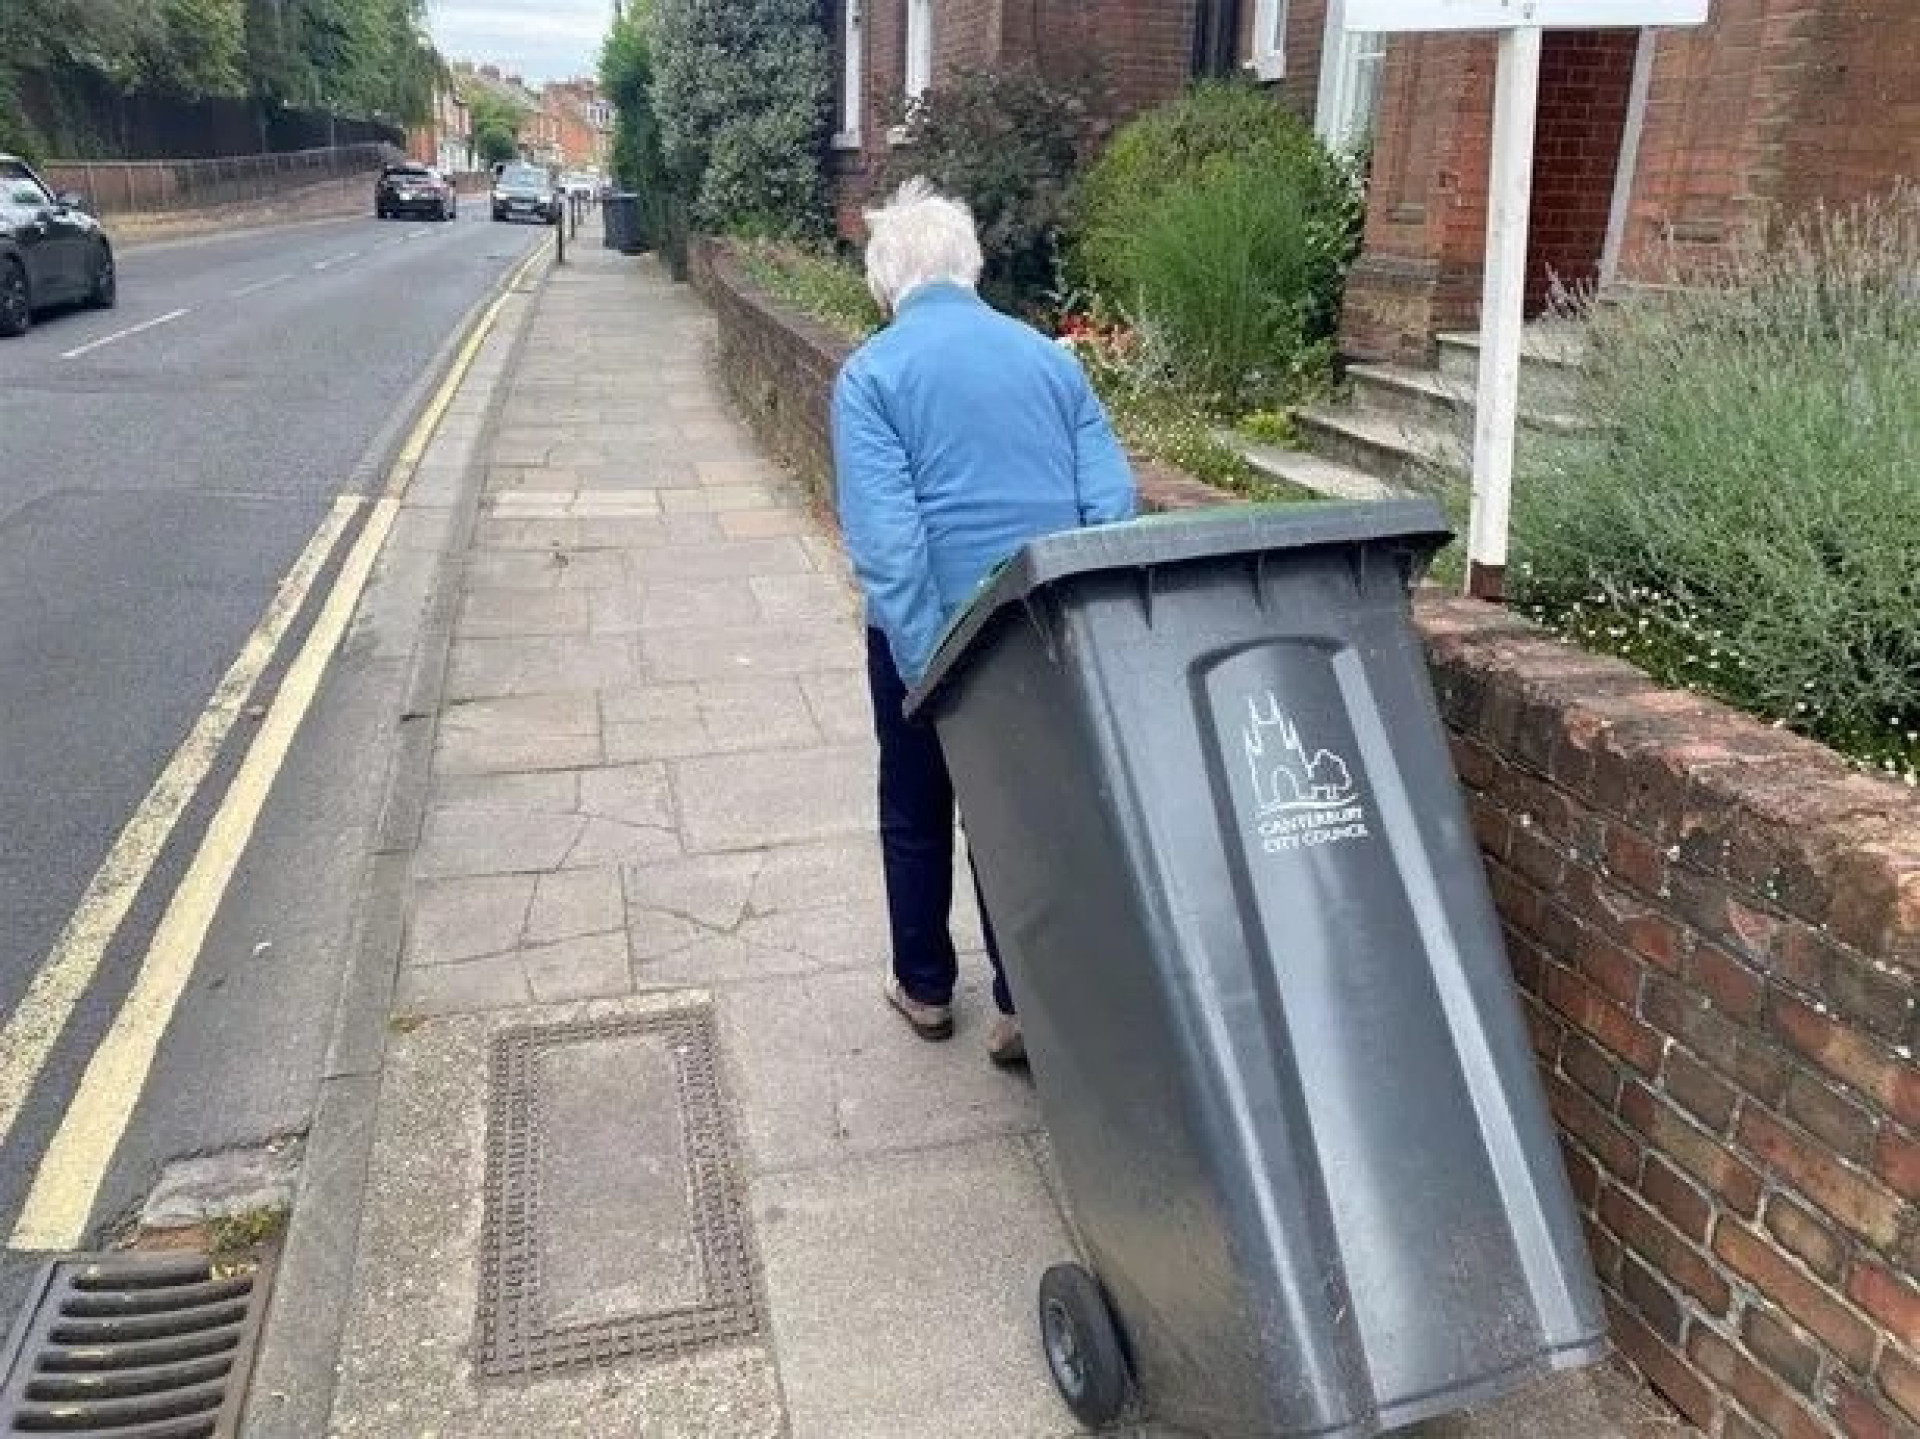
<box><xmin>1241</xmin><ymin>693</ymin><xmax>1371</xmax><ymax>855</ymax></box>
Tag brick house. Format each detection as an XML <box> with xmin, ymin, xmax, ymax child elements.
<box><xmin>827</xmin><ymin>0</ymin><xmax>1920</xmax><ymax>362</ymax></box>
<box><xmin>542</xmin><ymin>80</ymin><xmax>615</xmax><ymax>173</ymax></box>
<box><xmin>408</xmin><ymin>80</ymin><xmax>474</xmax><ymax>175</ymax></box>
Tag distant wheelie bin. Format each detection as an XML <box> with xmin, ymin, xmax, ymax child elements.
<box><xmin>602</xmin><ymin>191</ymin><xmax>642</xmax><ymax>254</ymax></box>
<box><xmin>906</xmin><ymin>499</ymin><xmax>1607</xmax><ymax>1437</ymax></box>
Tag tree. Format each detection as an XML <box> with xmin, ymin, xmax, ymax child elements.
<box><xmin>650</xmin><ymin>0</ymin><xmax>830</xmax><ymax>236</ymax></box>
<box><xmin>141</xmin><ymin>0</ymin><xmax>250</xmax><ymax>97</ymax></box>
<box><xmin>599</xmin><ymin>2</ymin><xmax>669</xmax><ymax>240</ymax></box>
<box><xmin>467</xmin><ymin>86</ymin><xmax>527</xmax><ymax>164</ymax></box>
<box><xmin>1</xmin><ymin>0</ymin><xmax>443</xmax><ymax>154</ymax></box>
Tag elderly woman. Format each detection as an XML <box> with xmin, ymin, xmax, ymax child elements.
<box><xmin>832</xmin><ymin>179</ymin><xmax>1136</xmax><ymax>1066</ymax></box>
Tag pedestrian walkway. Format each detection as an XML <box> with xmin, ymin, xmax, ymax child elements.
<box><xmin>307</xmin><ymin>244</ymin><xmax>1685</xmax><ymax>1438</ymax></box>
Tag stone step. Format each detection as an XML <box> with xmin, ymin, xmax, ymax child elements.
<box><xmin>1434</xmin><ymin>322</ymin><xmax>1588</xmax><ymax>414</ymax></box>
<box><xmin>1348</xmin><ymin>361</ymin><xmax>1591</xmax><ymax>436</ymax></box>
<box><xmin>1217</xmin><ymin>433</ymin><xmax>1410</xmax><ymax>502</ymax></box>
<box><xmin>1292</xmin><ymin>405</ymin><xmax>1465</xmax><ymax>490</ymax></box>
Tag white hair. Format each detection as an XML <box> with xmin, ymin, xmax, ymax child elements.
<box><xmin>862</xmin><ymin>178</ymin><xmax>984</xmax><ymax>312</ymax></box>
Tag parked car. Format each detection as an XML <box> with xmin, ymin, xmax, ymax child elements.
<box><xmin>491</xmin><ymin>163</ymin><xmax>559</xmax><ymax>225</ymax></box>
<box><xmin>375</xmin><ymin>162</ymin><xmax>456</xmax><ymax>221</ymax></box>
<box><xmin>0</xmin><ymin>153</ymin><xmax>114</xmax><ymax>339</ymax></box>
<box><xmin>560</xmin><ymin>171</ymin><xmax>598</xmax><ymax>203</ymax></box>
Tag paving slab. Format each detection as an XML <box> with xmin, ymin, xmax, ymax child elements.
<box><xmin>672</xmin><ymin>744</ymin><xmax>873</xmax><ymax>853</ymax></box>
<box><xmin>434</xmin><ymin>692</ymin><xmax>603</xmax><ymax>775</ymax></box>
<box><xmin>445</xmin><ymin>633</ymin><xmax>640</xmax><ymax>700</ymax></box>
<box><xmin>752</xmin><ymin>1138</ymin><xmax>1074</xmax><ymax>1439</ymax></box>
<box><xmin>798</xmin><ymin>668</ymin><xmax>873</xmax><ymax>744</ymax></box>
<box><xmin>628</xmin><ymin>537</ymin><xmax>815</xmax><ymax>583</ymax></box>
<box><xmin>641</xmin><ymin>620</ymin><xmax>861</xmax><ymax>683</ymax></box>
<box><xmin>405</xmin><ymin>873</ymin><xmax>535</xmax><ymax>965</ymax></box>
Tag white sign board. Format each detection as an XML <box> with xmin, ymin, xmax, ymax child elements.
<box><xmin>1344</xmin><ymin>0</ymin><xmax>1707</xmax><ymax>31</ymax></box>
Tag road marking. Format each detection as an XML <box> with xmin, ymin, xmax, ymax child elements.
<box><xmin>10</xmin><ymin>493</ymin><xmax>400</xmax><ymax>1252</ymax></box>
<box><xmin>6</xmin><ymin>237</ymin><xmax>547</xmax><ymax>1251</ymax></box>
<box><xmin>0</xmin><ymin>496</ymin><xmax>362</xmax><ymax>1156</ymax></box>
<box><xmin>60</xmin><ymin>309</ymin><xmax>189</xmax><ymax>360</ymax></box>
<box><xmin>230</xmin><ymin>273</ymin><xmax>294</xmax><ymax>298</ymax></box>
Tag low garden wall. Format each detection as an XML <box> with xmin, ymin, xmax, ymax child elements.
<box><xmin>690</xmin><ymin>236</ymin><xmax>1920</xmax><ymax>1439</ymax></box>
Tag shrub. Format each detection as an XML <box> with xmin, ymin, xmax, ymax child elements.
<box><xmin>650</xmin><ymin>0</ymin><xmax>831</xmax><ymax>238</ymax></box>
<box><xmin>876</xmin><ymin>66</ymin><xmax>1094</xmax><ymax>315</ymax></box>
<box><xmin>734</xmin><ymin>240</ymin><xmax>882</xmax><ymax>343</ymax></box>
<box><xmin>1512</xmin><ymin>188</ymin><xmax>1920</xmax><ymax>779</ymax></box>
<box><xmin>1076</xmin><ymin>82</ymin><xmax>1363</xmax><ymax>410</ymax></box>
<box><xmin>599</xmin><ymin>3</ymin><xmax>670</xmax><ymax>247</ymax></box>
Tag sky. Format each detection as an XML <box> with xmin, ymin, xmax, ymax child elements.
<box><xmin>428</xmin><ymin>0</ymin><xmax>613</xmax><ymax>85</ymax></box>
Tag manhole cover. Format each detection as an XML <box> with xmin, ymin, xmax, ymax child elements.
<box><xmin>477</xmin><ymin>1006</ymin><xmax>760</xmax><ymax>1380</ymax></box>
<box><xmin>0</xmin><ymin>1250</ymin><xmax>274</xmax><ymax>1437</ymax></box>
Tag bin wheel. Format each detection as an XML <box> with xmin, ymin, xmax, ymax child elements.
<box><xmin>1038</xmin><ymin>1263</ymin><xmax>1130</xmax><ymax>1428</ymax></box>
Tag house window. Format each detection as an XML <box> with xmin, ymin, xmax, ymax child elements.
<box><xmin>834</xmin><ymin>0</ymin><xmax>864</xmax><ymax>147</ymax></box>
<box><xmin>904</xmin><ymin>0</ymin><xmax>933</xmax><ymax>102</ymax></box>
<box><xmin>1249</xmin><ymin>0</ymin><xmax>1287</xmax><ymax>83</ymax></box>
<box><xmin>1315</xmin><ymin>27</ymin><xmax>1386</xmax><ymax>153</ymax></box>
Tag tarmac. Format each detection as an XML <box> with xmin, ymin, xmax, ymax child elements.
<box><xmin>245</xmin><ymin>235</ymin><xmax>1694</xmax><ymax>1439</ymax></box>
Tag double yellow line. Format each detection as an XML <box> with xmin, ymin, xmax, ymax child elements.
<box><xmin>5</xmin><ymin>236</ymin><xmax>551</xmax><ymax>1251</ymax></box>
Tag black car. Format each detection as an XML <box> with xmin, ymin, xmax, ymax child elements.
<box><xmin>491</xmin><ymin>162</ymin><xmax>559</xmax><ymax>224</ymax></box>
<box><xmin>0</xmin><ymin>153</ymin><xmax>115</xmax><ymax>338</ymax></box>
<box><xmin>376</xmin><ymin>162</ymin><xmax>457</xmax><ymax>221</ymax></box>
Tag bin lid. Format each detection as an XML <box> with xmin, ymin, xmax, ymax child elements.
<box><xmin>906</xmin><ymin>498</ymin><xmax>1451</xmax><ymax>717</ymax></box>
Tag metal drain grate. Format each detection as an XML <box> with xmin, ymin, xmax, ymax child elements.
<box><xmin>0</xmin><ymin>1250</ymin><xmax>275</xmax><ymax>1437</ymax></box>
<box><xmin>477</xmin><ymin>1006</ymin><xmax>760</xmax><ymax>1380</ymax></box>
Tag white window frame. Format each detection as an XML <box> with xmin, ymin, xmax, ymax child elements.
<box><xmin>833</xmin><ymin>0</ymin><xmax>864</xmax><ymax>148</ymax></box>
<box><xmin>904</xmin><ymin>0</ymin><xmax>933</xmax><ymax>102</ymax></box>
<box><xmin>1313</xmin><ymin>21</ymin><xmax>1387</xmax><ymax>152</ymax></box>
<box><xmin>1248</xmin><ymin>0</ymin><xmax>1288</xmax><ymax>82</ymax></box>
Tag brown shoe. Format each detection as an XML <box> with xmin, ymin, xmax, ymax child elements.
<box><xmin>986</xmin><ymin>1014</ymin><xmax>1027</xmax><ymax>1067</ymax></box>
<box><xmin>885</xmin><ymin>977</ymin><xmax>954</xmax><ymax>1041</ymax></box>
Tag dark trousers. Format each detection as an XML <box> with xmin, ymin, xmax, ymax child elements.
<box><xmin>866</xmin><ymin>627</ymin><xmax>1013</xmax><ymax>1016</ymax></box>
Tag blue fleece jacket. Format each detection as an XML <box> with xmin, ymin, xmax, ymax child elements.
<box><xmin>831</xmin><ymin>282</ymin><xmax>1136</xmax><ymax>687</ymax></box>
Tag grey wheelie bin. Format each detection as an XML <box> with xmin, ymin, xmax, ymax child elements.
<box><xmin>603</xmin><ymin>191</ymin><xmax>642</xmax><ymax>253</ymax></box>
<box><xmin>905</xmin><ymin>500</ymin><xmax>1607</xmax><ymax>1437</ymax></box>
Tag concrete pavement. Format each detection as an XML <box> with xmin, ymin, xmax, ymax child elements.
<box><xmin>276</xmin><ymin>242</ymin><xmax>1690</xmax><ymax>1437</ymax></box>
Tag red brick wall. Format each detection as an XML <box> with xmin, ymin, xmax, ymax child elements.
<box><xmin>1338</xmin><ymin>33</ymin><xmax>1497</xmax><ymax>362</ymax></box>
<box><xmin>1233</xmin><ymin>0</ymin><xmax>1327</xmax><ymax>122</ymax></box>
<box><xmin>836</xmin><ymin>0</ymin><xmax>1208</xmax><ymax>241</ymax></box>
<box><xmin>1527</xmin><ymin>30</ymin><xmax>1637</xmax><ymax>311</ymax></box>
<box><xmin>1424</xmin><ymin>597</ymin><xmax>1920</xmax><ymax>1439</ymax></box>
<box><xmin>1621</xmin><ymin>0</ymin><xmax>1920</xmax><ymax>283</ymax></box>
<box><xmin>1025</xmin><ymin>0</ymin><xmax>1199</xmax><ymax>122</ymax></box>
<box><xmin>1779</xmin><ymin>3</ymin><xmax>1920</xmax><ymax>222</ymax></box>
<box><xmin>935</xmin><ymin>0</ymin><xmax>1002</xmax><ymax>74</ymax></box>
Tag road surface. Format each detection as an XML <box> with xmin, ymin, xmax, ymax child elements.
<box><xmin>0</xmin><ymin>208</ymin><xmax>546</xmax><ymax>1317</ymax></box>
